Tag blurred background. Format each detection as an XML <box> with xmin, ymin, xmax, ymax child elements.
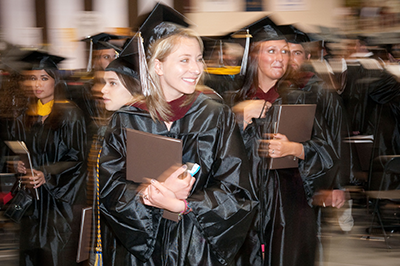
<box><xmin>1</xmin><ymin>0</ymin><xmax>400</xmax><ymax>265</ymax></box>
<box><xmin>1</xmin><ymin>0</ymin><xmax>400</xmax><ymax>69</ymax></box>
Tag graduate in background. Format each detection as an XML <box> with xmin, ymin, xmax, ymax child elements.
<box><xmin>15</xmin><ymin>50</ymin><xmax>87</xmax><ymax>266</ymax></box>
<box><xmin>278</xmin><ymin>24</ymin><xmax>354</xmax><ymax>263</ymax></box>
<box><xmin>232</xmin><ymin>17</ymin><xmax>340</xmax><ymax>266</ymax></box>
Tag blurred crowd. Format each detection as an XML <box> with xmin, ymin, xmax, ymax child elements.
<box><xmin>0</xmin><ymin>2</ymin><xmax>400</xmax><ymax>266</ymax></box>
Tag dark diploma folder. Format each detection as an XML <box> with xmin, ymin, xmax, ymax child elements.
<box><xmin>268</xmin><ymin>104</ymin><xmax>316</xmax><ymax>169</ymax></box>
<box><xmin>126</xmin><ymin>128</ymin><xmax>183</xmax><ymax>222</ymax></box>
<box><xmin>4</xmin><ymin>140</ymin><xmax>39</xmax><ymax>200</ymax></box>
<box><xmin>76</xmin><ymin>207</ymin><xmax>93</xmax><ymax>263</ymax></box>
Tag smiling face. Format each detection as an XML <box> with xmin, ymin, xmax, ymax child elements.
<box><xmin>101</xmin><ymin>71</ymin><xmax>133</xmax><ymax>111</ymax></box>
<box><xmin>154</xmin><ymin>37</ymin><xmax>204</xmax><ymax>102</ymax></box>
<box><xmin>23</xmin><ymin>69</ymin><xmax>55</xmax><ymax>104</ymax></box>
<box><xmin>288</xmin><ymin>42</ymin><xmax>308</xmax><ymax>71</ymax></box>
<box><xmin>257</xmin><ymin>40</ymin><xmax>290</xmax><ymax>85</ymax></box>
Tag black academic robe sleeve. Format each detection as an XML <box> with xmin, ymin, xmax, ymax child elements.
<box><xmin>297</xmin><ymin>83</ymin><xmax>346</xmax><ymax>198</ymax></box>
<box><xmin>99</xmin><ymin>122</ymin><xmax>163</xmax><ymax>261</ymax></box>
<box><xmin>275</xmin><ymin>75</ymin><xmax>349</xmax><ymax>202</ymax></box>
<box><xmin>30</xmin><ymin>103</ymin><xmax>87</xmax><ymax>204</ymax></box>
<box><xmin>180</xmin><ymin>101</ymin><xmax>257</xmax><ymax>264</ymax></box>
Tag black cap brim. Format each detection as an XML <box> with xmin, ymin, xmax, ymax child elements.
<box><xmin>19</xmin><ymin>50</ymin><xmax>65</xmax><ymax>70</ymax></box>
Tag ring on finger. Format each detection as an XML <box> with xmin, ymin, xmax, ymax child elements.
<box><xmin>271</xmin><ymin>149</ymin><xmax>275</xmax><ymax>154</ymax></box>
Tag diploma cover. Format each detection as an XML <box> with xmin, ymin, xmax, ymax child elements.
<box><xmin>269</xmin><ymin>104</ymin><xmax>316</xmax><ymax>169</ymax></box>
<box><xmin>76</xmin><ymin>207</ymin><xmax>93</xmax><ymax>263</ymax></box>
<box><xmin>4</xmin><ymin>141</ymin><xmax>39</xmax><ymax>200</ymax></box>
<box><xmin>126</xmin><ymin>128</ymin><xmax>182</xmax><ymax>221</ymax></box>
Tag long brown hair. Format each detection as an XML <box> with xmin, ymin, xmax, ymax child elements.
<box><xmin>115</xmin><ymin>71</ymin><xmax>144</xmax><ymax>106</ymax></box>
<box><xmin>146</xmin><ymin>28</ymin><xmax>204</xmax><ymax>122</ymax></box>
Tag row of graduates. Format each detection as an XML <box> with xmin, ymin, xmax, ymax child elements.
<box><xmin>206</xmin><ymin>24</ymin><xmax>400</xmax><ymax>193</ymax></box>
<box><xmin>91</xmin><ymin>6</ymin><xmax>351</xmax><ymax>266</ymax></box>
<box><xmin>0</xmin><ymin>50</ymin><xmax>87</xmax><ymax>266</ymax></box>
<box><xmin>0</xmin><ymin>3</ymin><xmax>356</xmax><ymax>266</ymax></box>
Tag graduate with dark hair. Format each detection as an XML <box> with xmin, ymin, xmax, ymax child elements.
<box><xmin>14</xmin><ymin>50</ymin><xmax>87</xmax><ymax>266</ymax></box>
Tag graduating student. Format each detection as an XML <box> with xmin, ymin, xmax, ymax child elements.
<box><xmin>232</xmin><ymin>17</ymin><xmax>344</xmax><ymax>266</ymax></box>
<box><xmin>279</xmin><ymin>24</ymin><xmax>355</xmax><ymax>262</ymax></box>
<box><xmin>337</xmin><ymin>37</ymin><xmax>400</xmax><ymax>191</ymax></box>
<box><xmin>277</xmin><ymin>24</ymin><xmax>352</xmax><ymax>206</ymax></box>
<box><xmin>15</xmin><ymin>50</ymin><xmax>87</xmax><ymax>266</ymax></box>
<box><xmin>81</xmin><ymin>32</ymin><xmax>127</xmax><ymax>72</ymax></box>
<box><xmin>98</xmin><ymin>4</ymin><xmax>257</xmax><ymax>266</ymax></box>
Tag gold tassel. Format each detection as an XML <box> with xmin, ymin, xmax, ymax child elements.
<box><xmin>94</xmin><ymin>248</ymin><xmax>103</xmax><ymax>266</ymax></box>
<box><xmin>94</xmin><ymin>148</ymin><xmax>103</xmax><ymax>266</ymax></box>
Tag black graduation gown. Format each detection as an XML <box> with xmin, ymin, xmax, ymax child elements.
<box><xmin>364</xmin><ymin>70</ymin><xmax>400</xmax><ymax>191</ymax></box>
<box><xmin>281</xmin><ymin>74</ymin><xmax>352</xmax><ymax>196</ymax></box>
<box><xmin>341</xmin><ymin>61</ymin><xmax>400</xmax><ymax>190</ymax></box>
<box><xmin>239</xmin><ymin>74</ymin><xmax>350</xmax><ymax>266</ymax></box>
<box><xmin>99</xmin><ymin>93</ymin><xmax>258</xmax><ymax>266</ymax></box>
<box><xmin>19</xmin><ymin>102</ymin><xmax>87</xmax><ymax>266</ymax></box>
<box><xmin>204</xmin><ymin>72</ymin><xmax>244</xmax><ymax>107</ymax></box>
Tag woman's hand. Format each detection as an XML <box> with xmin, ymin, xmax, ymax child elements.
<box><xmin>332</xmin><ymin>189</ymin><xmax>346</xmax><ymax>208</ymax></box>
<box><xmin>162</xmin><ymin>165</ymin><xmax>196</xmax><ymax>200</ymax></box>
<box><xmin>312</xmin><ymin>190</ymin><xmax>346</xmax><ymax>208</ymax></box>
<box><xmin>7</xmin><ymin>160</ymin><xmax>26</xmax><ymax>174</ymax></box>
<box><xmin>21</xmin><ymin>169</ymin><xmax>46</xmax><ymax>189</ymax></box>
<box><xmin>233</xmin><ymin>100</ymin><xmax>271</xmax><ymax>129</ymax></box>
<box><xmin>262</xmin><ymin>133</ymin><xmax>304</xmax><ymax>159</ymax></box>
<box><xmin>142</xmin><ymin>179</ymin><xmax>186</xmax><ymax>213</ymax></box>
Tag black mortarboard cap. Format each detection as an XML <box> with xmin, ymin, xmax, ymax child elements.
<box><xmin>19</xmin><ymin>50</ymin><xmax>65</xmax><ymax>70</ymax></box>
<box><xmin>109</xmin><ymin>36</ymin><xmax>150</xmax><ymax>95</ymax></box>
<box><xmin>105</xmin><ymin>54</ymin><xmax>139</xmax><ymax>80</ymax></box>
<box><xmin>232</xmin><ymin>16</ymin><xmax>285</xmax><ymax>75</ymax></box>
<box><xmin>81</xmin><ymin>32</ymin><xmax>126</xmax><ymax>72</ymax></box>
<box><xmin>278</xmin><ymin>24</ymin><xmax>310</xmax><ymax>44</ymax></box>
<box><xmin>105</xmin><ymin>37</ymin><xmax>141</xmax><ymax>79</ymax></box>
<box><xmin>81</xmin><ymin>32</ymin><xmax>126</xmax><ymax>50</ymax></box>
<box><xmin>232</xmin><ymin>16</ymin><xmax>285</xmax><ymax>43</ymax></box>
<box><xmin>98</xmin><ymin>38</ymin><xmax>132</xmax><ymax>54</ymax></box>
<box><xmin>137</xmin><ymin>2</ymin><xmax>189</xmax><ymax>53</ymax></box>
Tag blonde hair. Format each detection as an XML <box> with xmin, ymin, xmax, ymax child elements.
<box><xmin>146</xmin><ymin>28</ymin><xmax>204</xmax><ymax>122</ymax></box>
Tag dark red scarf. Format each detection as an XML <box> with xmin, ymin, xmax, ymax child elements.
<box><xmin>131</xmin><ymin>91</ymin><xmax>200</xmax><ymax>122</ymax></box>
<box><xmin>251</xmin><ymin>85</ymin><xmax>279</xmax><ymax>103</ymax></box>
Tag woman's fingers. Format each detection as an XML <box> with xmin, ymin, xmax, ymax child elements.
<box><xmin>172</xmin><ymin>165</ymin><xmax>187</xmax><ymax>179</ymax></box>
<box><xmin>31</xmin><ymin>170</ymin><xmax>46</xmax><ymax>188</ymax></box>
